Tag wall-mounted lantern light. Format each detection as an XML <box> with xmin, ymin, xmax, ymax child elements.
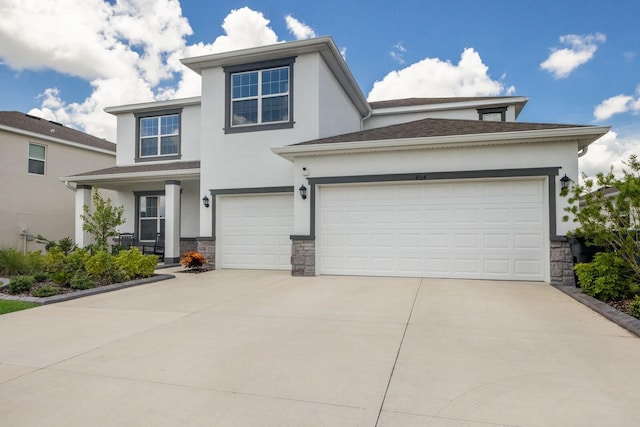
<box><xmin>560</xmin><ymin>174</ymin><xmax>571</xmax><ymax>191</ymax></box>
<box><xmin>202</xmin><ymin>195</ymin><xmax>210</xmax><ymax>208</ymax></box>
<box><xmin>299</xmin><ymin>185</ymin><xmax>307</xmax><ymax>200</ymax></box>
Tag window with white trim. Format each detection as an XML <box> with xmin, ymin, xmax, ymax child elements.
<box><xmin>224</xmin><ymin>57</ymin><xmax>295</xmax><ymax>133</ymax></box>
<box><xmin>28</xmin><ymin>143</ymin><xmax>46</xmax><ymax>175</ymax></box>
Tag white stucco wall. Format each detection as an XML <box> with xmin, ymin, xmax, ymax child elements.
<box><xmin>290</xmin><ymin>139</ymin><xmax>578</xmax><ymax>237</ymax></box>
<box><xmin>364</xmin><ymin>104</ymin><xmax>517</xmax><ymax>130</ymax></box>
<box><xmin>318</xmin><ymin>58</ymin><xmax>363</xmax><ymax>138</ymax></box>
<box><xmin>114</xmin><ymin>103</ymin><xmax>201</xmax><ymax>166</ymax></box>
<box><xmin>197</xmin><ymin>51</ymin><xmax>365</xmax><ymax>236</ymax></box>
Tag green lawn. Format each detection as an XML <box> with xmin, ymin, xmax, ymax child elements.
<box><xmin>0</xmin><ymin>300</ymin><xmax>40</xmax><ymax>315</ymax></box>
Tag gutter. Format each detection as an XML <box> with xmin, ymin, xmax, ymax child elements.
<box><xmin>273</xmin><ymin>126</ymin><xmax>611</xmax><ymax>161</ymax></box>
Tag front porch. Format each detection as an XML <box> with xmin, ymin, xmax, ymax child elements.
<box><xmin>63</xmin><ymin>161</ymin><xmax>205</xmax><ymax>264</ymax></box>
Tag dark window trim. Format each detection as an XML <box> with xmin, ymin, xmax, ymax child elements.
<box><xmin>134</xmin><ymin>108</ymin><xmax>183</xmax><ymax>162</ymax></box>
<box><xmin>478</xmin><ymin>106</ymin><xmax>507</xmax><ymax>121</ymax></box>
<box><xmin>297</xmin><ymin>167</ymin><xmax>561</xmax><ymax>240</ymax></box>
<box><xmin>134</xmin><ymin>190</ymin><xmax>165</xmax><ymax>242</ymax></box>
<box><xmin>224</xmin><ymin>57</ymin><xmax>295</xmax><ymax>134</ymax></box>
<box><xmin>207</xmin><ymin>186</ymin><xmax>294</xmax><ymax>240</ymax></box>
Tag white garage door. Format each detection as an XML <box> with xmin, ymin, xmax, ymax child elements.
<box><xmin>218</xmin><ymin>193</ymin><xmax>293</xmax><ymax>270</ymax></box>
<box><xmin>318</xmin><ymin>179</ymin><xmax>546</xmax><ymax>280</ymax></box>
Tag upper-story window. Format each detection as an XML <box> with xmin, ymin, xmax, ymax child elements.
<box><xmin>28</xmin><ymin>142</ymin><xmax>46</xmax><ymax>175</ymax></box>
<box><xmin>135</xmin><ymin>109</ymin><xmax>182</xmax><ymax>162</ymax></box>
<box><xmin>478</xmin><ymin>107</ymin><xmax>507</xmax><ymax>122</ymax></box>
<box><xmin>225</xmin><ymin>57</ymin><xmax>295</xmax><ymax>134</ymax></box>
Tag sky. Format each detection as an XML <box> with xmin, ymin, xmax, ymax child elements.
<box><xmin>0</xmin><ymin>0</ymin><xmax>639</xmax><ymax>177</ymax></box>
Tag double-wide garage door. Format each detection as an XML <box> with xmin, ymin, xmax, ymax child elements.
<box><xmin>218</xmin><ymin>193</ymin><xmax>293</xmax><ymax>270</ymax></box>
<box><xmin>318</xmin><ymin>179</ymin><xmax>546</xmax><ymax>280</ymax></box>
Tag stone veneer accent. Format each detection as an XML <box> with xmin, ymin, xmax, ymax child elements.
<box><xmin>291</xmin><ymin>238</ymin><xmax>315</xmax><ymax>277</ymax></box>
<box><xmin>179</xmin><ymin>238</ymin><xmax>197</xmax><ymax>256</ymax></box>
<box><xmin>550</xmin><ymin>239</ymin><xmax>575</xmax><ymax>287</ymax></box>
<box><xmin>196</xmin><ymin>238</ymin><xmax>216</xmax><ymax>269</ymax></box>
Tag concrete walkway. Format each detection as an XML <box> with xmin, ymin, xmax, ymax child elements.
<box><xmin>0</xmin><ymin>269</ymin><xmax>638</xmax><ymax>426</ymax></box>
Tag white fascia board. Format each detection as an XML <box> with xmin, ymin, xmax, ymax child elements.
<box><xmin>105</xmin><ymin>96</ymin><xmax>201</xmax><ymax>115</ymax></box>
<box><xmin>180</xmin><ymin>37</ymin><xmax>335</xmax><ymax>73</ymax></box>
<box><xmin>370</xmin><ymin>97</ymin><xmax>529</xmax><ymax>118</ymax></box>
<box><xmin>0</xmin><ymin>125</ymin><xmax>116</xmax><ymax>156</ymax></box>
<box><xmin>272</xmin><ymin>126</ymin><xmax>611</xmax><ymax>161</ymax></box>
<box><xmin>61</xmin><ymin>168</ymin><xmax>200</xmax><ymax>184</ymax></box>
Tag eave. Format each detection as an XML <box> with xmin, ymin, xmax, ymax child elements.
<box><xmin>0</xmin><ymin>124</ymin><xmax>116</xmax><ymax>156</ymax></box>
<box><xmin>272</xmin><ymin>126</ymin><xmax>610</xmax><ymax>161</ymax></box>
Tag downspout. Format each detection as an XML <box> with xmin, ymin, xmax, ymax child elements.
<box><xmin>360</xmin><ymin>108</ymin><xmax>372</xmax><ymax>130</ymax></box>
<box><xmin>64</xmin><ymin>181</ymin><xmax>76</xmax><ymax>191</ymax></box>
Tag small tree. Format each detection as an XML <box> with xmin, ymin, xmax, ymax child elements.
<box><xmin>80</xmin><ymin>189</ymin><xmax>125</xmax><ymax>252</ymax></box>
<box><xmin>562</xmin><ymin>154</ymin><xmax>640</xmax><ymax>279</ymax></box>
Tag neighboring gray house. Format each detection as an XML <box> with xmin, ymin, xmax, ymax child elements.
<box><xmin>0</xmin><ymin>112</ymin><xmax>116</xmax><ymax>251</ymax></box>
<box><xmin>64</xmin><ymin>37</ymin><xmax>609</xmax><ymax>285</ymax></box>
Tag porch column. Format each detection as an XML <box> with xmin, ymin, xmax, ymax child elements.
<box><xmin>164</xmin><ymin>180</ymin><xmax>181</xmax><ymax>263</ymax></box>
<box><xmin>75</xmin><ymin>185</ymin><xmax>92</xmax><ymax>247</ymax></box>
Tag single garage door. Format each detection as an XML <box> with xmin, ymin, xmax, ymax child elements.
<box><xmin>218</xmin><ymin>193</ymin><xmax>293</xmax><ymax>270</ymax></box>
<box><xmin>318</xmin><ymin>179</ymin><xmax>546</xmax><ymax>280</ymax></box>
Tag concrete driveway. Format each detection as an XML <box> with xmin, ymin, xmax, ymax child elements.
<box><xmin>0</xmin><ymin>269</ymin><xmax>638</xmax><ymax>426</ymax></box>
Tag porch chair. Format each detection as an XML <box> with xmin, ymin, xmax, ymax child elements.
<box><xmin>112</xmin><ymin>232</ymin><xmax>135</xmax><ymax>254</ymax></box>
<box><xmin>142</xmin><ymin>232</ymin><xmax>165</xmax><ymax>262</ymax></box>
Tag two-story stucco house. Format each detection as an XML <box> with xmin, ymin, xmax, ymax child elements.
<box><xmin>0</xmin><ymin>112</ymin><xmax>116</xmax><ymax>251</ymax></box>
<box><xmin>64</xmin><ymin>37</ymin><xmax>609</xmax><ymax>285</ymax></box>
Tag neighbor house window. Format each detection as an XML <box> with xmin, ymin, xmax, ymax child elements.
<box><xmin>135</xmin><ymin>109</ymin><xmax>182</xmax><ymax>161</ymax></box>
<box><xmin>28</xmin><ymin>143</ymin><xmax>46</xmax><ymax>175</ymax></box>
<box><xmin>478</xmin><ymin>107</ymin><xmax>507</xmax><ymax>122</ymax></box>
<box><xmin>225</xmin><ymin>57</ymin><xmax>295</xmax><ymax>133</ymax></box>
<box><xmin>138</xmin><ymin>195</ymin><xmax>165</xmax><ymax>242</ymax></box>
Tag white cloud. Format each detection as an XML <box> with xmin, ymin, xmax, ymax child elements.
<box><xmin>368</xmin><ymin>48</ymin><xmax>510</xmax><ymax>101</ymax></box>
<box><xmin>594</xmin><ymin>90</ymin><xmax>640</xmax><ymax>121</ymax></box>
<box><xmin>285</xmin><ymin>15</ymin><xmax>316</xmax><ymax>40</ymax></box>
<box><xmin>1</xmin><ymin>4</ymin><xmax>283</xmax><ymax>141</ymax></box>
<box><xmin>540</xmin><ymin>33</ymin><xmax>606</xmax><ymax>79</ymax></box>
<box><xmin>579</xmin><ymin>130</ymin><xmax>640</xmax><ymax>179</ymax></box>
<box><xmin>390</xmin><ymin>42</ymin><xmax>406</xmax><ymax>64</ymax></box>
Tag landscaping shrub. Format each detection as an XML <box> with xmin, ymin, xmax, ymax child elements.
<box><xmin>574</xmin><ymin>252</ymin><xmax>639</xmax><ymax>302</ymax></box>
<box><xmin>0</xmin><ymin>248</ymin><xmax>28</xmax><ymax>276</ymax></box>
<box><xmin>7</xmin><ymin>275</ymin><xmax>35</xmax><ymax>294</ymax></box>
<box><xmin>50</xmin><ymin>270</ymin><xmax>72</xmax><ymax>286</ymax></box>
<box><xmin>25</xmin><ymin>251</ymin><xmax>45</xmax><ymax>274</ymax></box>
<box><xmin>180</xmin><ymin>251</ymin><xmax>206</xmax><ymax>269</ymax></box>
<box><xmin>70</xmin><ymin>276</ymin><xmax>95</xmax><ymax>290</ymax></box>
<box><xmin>115</xmin><ymin>248</ymin><xmax>157</xmax><ymax>280</ymax></box>
<box><xmin>32</xmin><ymin>271</ymin><xmax>49</xmax><ymax>282</ymax></box>
<box><xmin>44</xmin><ymin>247</ymin><xmax>66</xmax><ymax>274</ymax></box>
<box><xmin>86</xmin><ymin>250</ymin><xmax>118</xmax><ymax>281</ymax></box>
<box><xmin>65</xmin><ymin>249</ymin><xmax>90</xmax><ymax>274</ymax></box>
<box><xmin>35</xmin><ymin>235</ymin><xmax>77</xmax><ymax>255</ymax></box>
<box><xmin>630</xmin><ymin>296</ymin><xmax>640</xmax><ymax>319</ymax></box>
<box><xmin>31</xmin><ymin>286</ymin><xmax>61</xmax><ymax>298</ymax></box>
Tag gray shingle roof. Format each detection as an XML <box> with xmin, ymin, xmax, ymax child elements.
<box><xmin>0</xmin><ymin>111</ymin><xmax>115</xmax><ymax>152</ymax></box>
<box><xmin>69</xmin><ymin>161</ymin><xmax>201</xmax><ymax>177</ymax></box>
<box><xmin>293</xmin><ymin>118</ymin><xmax>589</xmax><ymax>146</ymax></box>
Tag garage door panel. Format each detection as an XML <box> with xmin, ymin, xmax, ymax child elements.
<box><xmin>218</xmin><ymin>194</ymin><xmax>293</xmax><ymax>270</ymax></box>
<box><xmin>318</xmin><ymin>180</ymin><xmax>546</xmax><ymax>280</ymax></box>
